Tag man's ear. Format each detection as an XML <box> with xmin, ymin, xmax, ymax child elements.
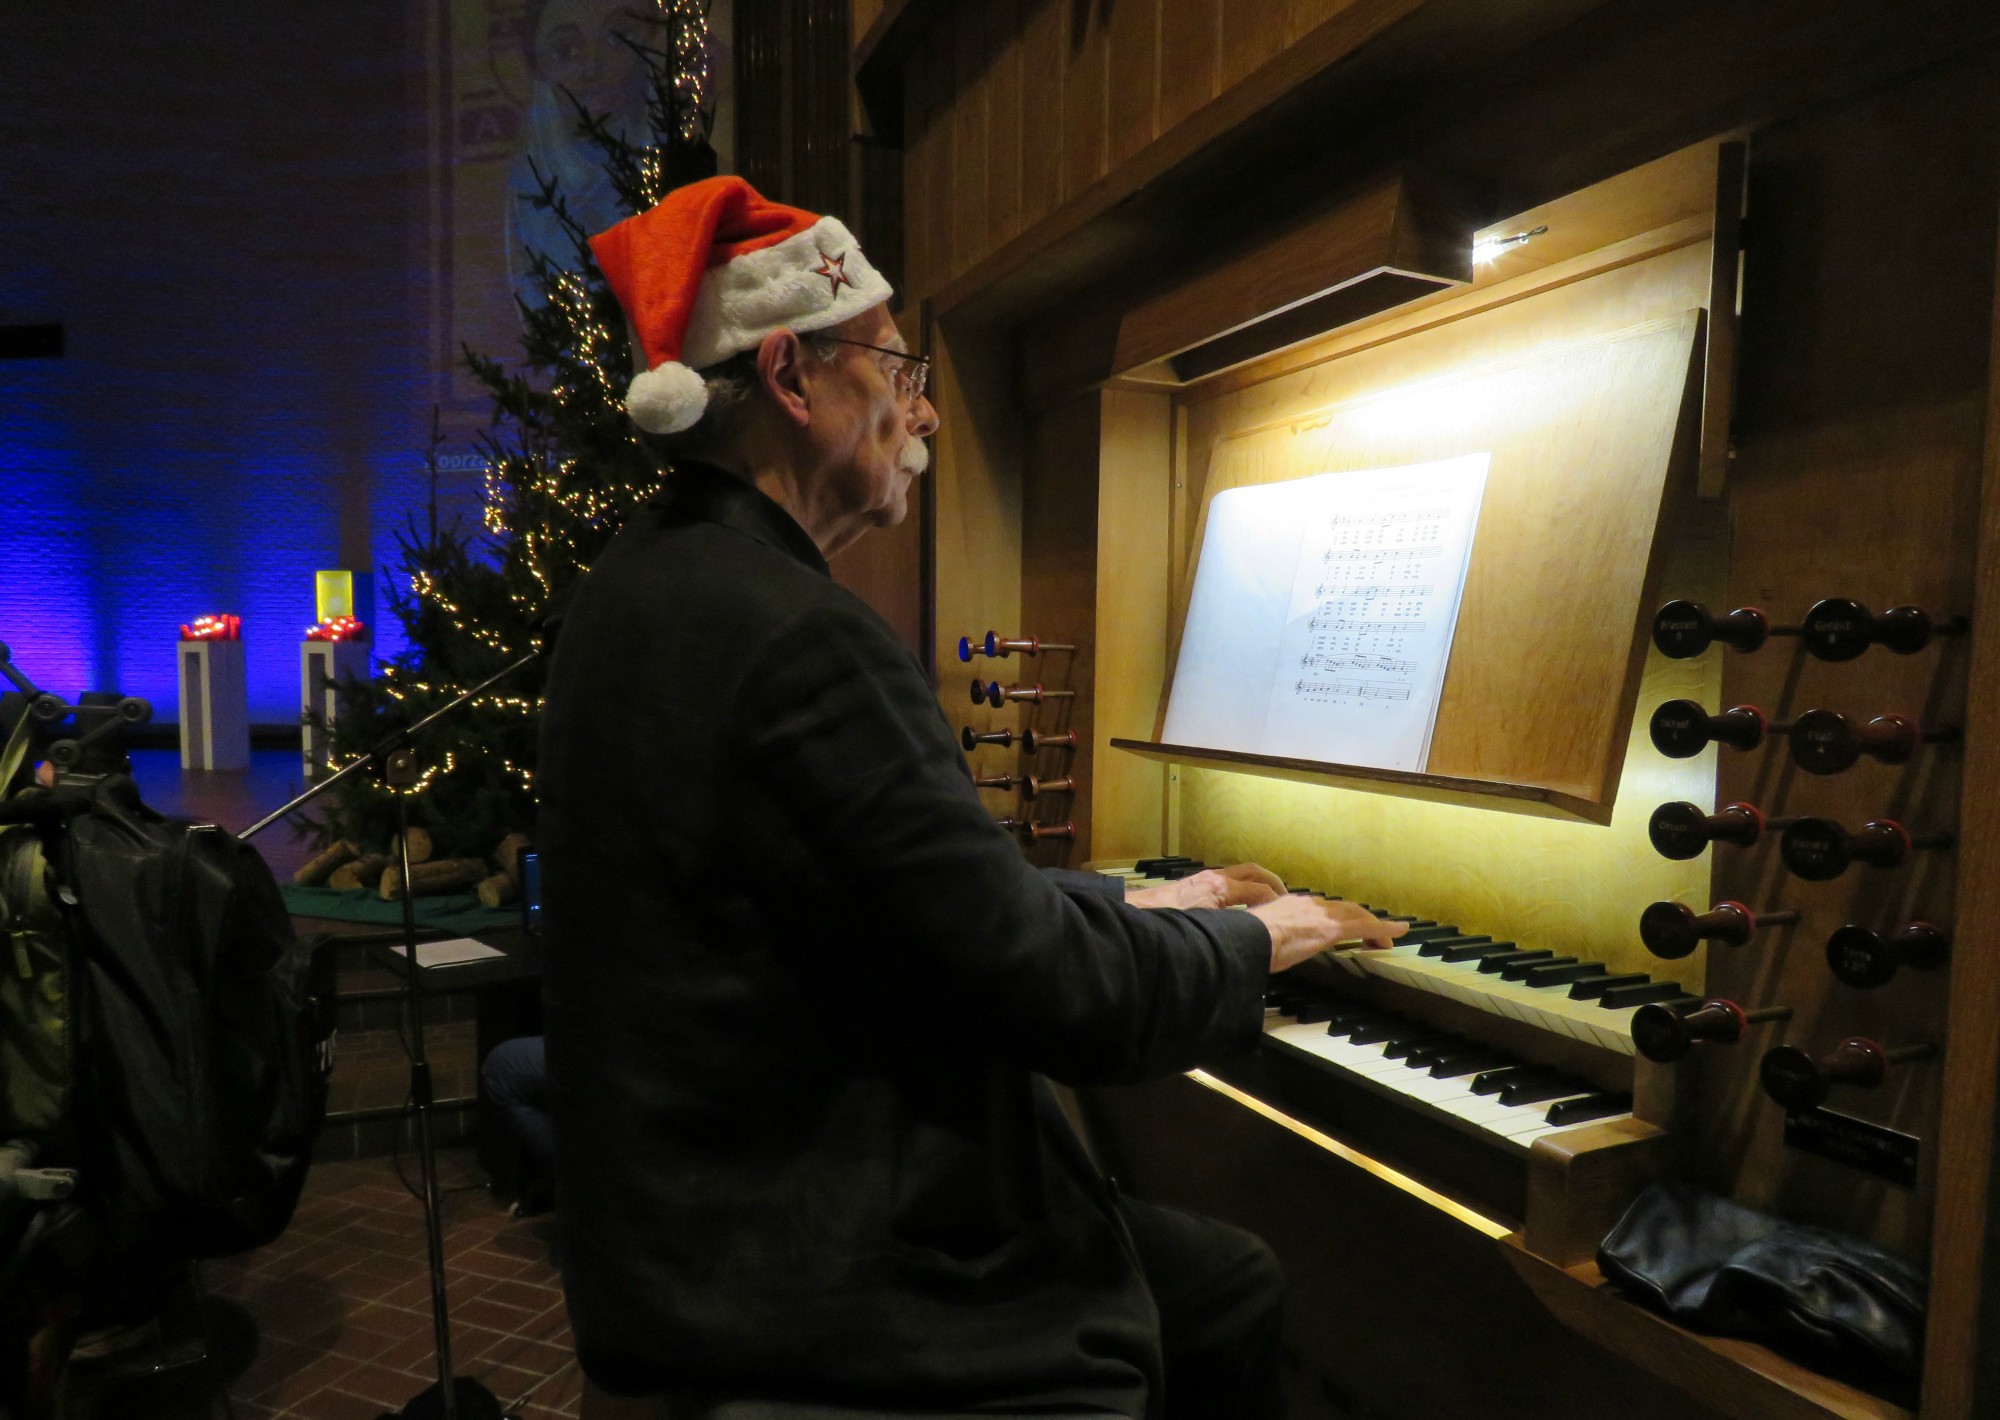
<box><xmin>756</xmin><ymin>330</ymin><xmax>814</xmax><ymax>429</ymax></box>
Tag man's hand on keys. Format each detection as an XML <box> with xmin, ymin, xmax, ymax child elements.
<box><xmin>1126</xmin><ymin>862</ymin><xmax>1286</xmax><ymax>911</ymax></box>
<box><xmin>1250</xmin><ymin>894</ymin><xmax>1406</xmax><ymax>973</ymax></box>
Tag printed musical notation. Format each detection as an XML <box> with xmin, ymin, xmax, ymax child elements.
<box><xmin>1292</xmin><ymin>679</ymin><xmax>1413</xmax><ymax>702</ymax></box>
<box><xmin>1162</xmin><ymin>453</ymin><xmax>1490</xmax><ymax>774</ymax></box>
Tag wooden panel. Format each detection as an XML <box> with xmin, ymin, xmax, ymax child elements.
<box><xmin>1108</xmin><ymin>173</ymin><xmax>1467</xmax><ymax>376</ymax></box>
<box><xmin>918</xmin><ymin>20</ymin><xmax>957</xmax><ymax>296</ymax></box>
<box><xmin>1092</xmin><ymin>389</ymin><xmax>1173</xmax><ymax>856</ymax></box>
<box><xmin>931</xmin><ymin>319</ymin><xmax>1025</xmax><ymax>709</ymax></box>
<box><xmin>900</xmin><ymin>28</ymin><xmax>937</xmax><ymax>296</ymax></box>
<box><xmin>1104</xmin><ymin>0</ymin><xmax>1159</xmax><ymax>168</ymax></box>
<box><xmin>1219</xmin><ymin>0</ymin><xmax>1290</xmax><ymax>91</ymax></box>
<box><xmin>1060</xmin><ymin>0</ymin><xmax>1109</xmax><ymax>202</ymax></box>
<box><xmin>1017</xmin><ymin>395</ymin><xmax>1100</xmax><ymax>862</ymax></box>
<box><xmin>1018</xmin><ymin>0</ymin><xmax>1066</xmax><ymax>227</ymax></box>
<box><xmin>1156</xmin><ymin>0</ymin><xmax>1218</xmax><ymax>133</ymax></box>
<box><xmin>1288</xmin><ymin>0</ymin><xmax>1359</xmax><ymax>42</ymax></box>
<box><xmin>1696</xmin><ymin>140</ymin><xmax>1745</xmax><ymax>497</ymax></box>
<box><xmin>1681</xmin><ymin>59</ymin><xmax>2000</xmax><ymax>1305</ymax></box>
<box><xmin>950</xmin><ymin>2</ymin><xmax>992</xmax><ymax>276</ymax></box>
<box><xmin>985</xmin><ymin>0</ymin><xmax>1025</xmax><ymax>250</ymax></box>
<box><xmin>1082</xmin><ymin>1073</ymin><xmax>1734</xmax><ymax>1420</ymax></box>
<box><xmin>1930</xmin><ymin>213</ymin><xmax>2000</xmax><ymax>1420</ymax></box>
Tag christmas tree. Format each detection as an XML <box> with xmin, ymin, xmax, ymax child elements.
<box><xmin>307</xmin><ymin>0</ymin><xmax>717</xmax><ymax>861</ymax></box>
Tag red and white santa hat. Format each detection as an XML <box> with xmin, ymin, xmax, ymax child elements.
<box><xmin>589</xmin><ymin>175</ymin><xmax>894</xmax><ymax>435</ymax></box>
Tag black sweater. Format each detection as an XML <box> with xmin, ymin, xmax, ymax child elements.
<box><xmin>538</xmin><ymin>462</ymin><xmax>1271</xmax><ymax>1415</ymax></box>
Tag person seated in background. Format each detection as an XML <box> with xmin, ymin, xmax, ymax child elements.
<box><xmin>481</xmin><ymin>1035</ymin><xmax>555</xmax><ymax>1217</ymax></box>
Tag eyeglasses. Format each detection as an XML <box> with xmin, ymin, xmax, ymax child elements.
<box><xmin>817</xmin><ymin>337</ymin><xmax>931</xmax><ymax>401</ymax></box>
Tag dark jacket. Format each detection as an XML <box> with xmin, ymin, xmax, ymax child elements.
<box><xmin>538</xmin><ymin>462</ymin><xmax>1271</xmax><ymax>1416</ymax></box>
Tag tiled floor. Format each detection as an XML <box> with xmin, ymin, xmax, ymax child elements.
<box><xmin>203</xmin><ymin>1146</ymin><xmax>578</xmax><ymax>1419</ymax></box>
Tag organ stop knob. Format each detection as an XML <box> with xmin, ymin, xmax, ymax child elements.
<box><xmin>1639</xmin><ymin>900</ymin><xmax>1799</xmax><ymax>959</ymax></box>
<box><xmin>1023</xmin><ymin>775</ymin><xmax>1074</xmax><ymax>800</ymax></box>
<box><xmin>972</xmin><ymin>680</ymin><xmax>1077</xmax><ymax>708</ymax></box>
<box><xmin>1760</xmin><ymin>1037</ymin><xmax>1935</xmax><ymax>1111</ymax></box>
<box><xmin>1787</xmin><ymin>709</ymin><xmax>1956</xmax><ymax>774</ymax></box>
<box><xmin>1649</xmin><ymin>700</ymin><xmax>1781</xmax><ymax>757</ymax></box>
<box><xmin>958</xmin><ymin>631</ymin><xmax>1077</xmax><ymax>661</ymax></box>
<box><xmin>1652</xmin><ymin>601</ymin><xmax>1797</xmax><ymax>658</ymax></box>
<box><xmin>1825</xmin><ymin>921</ymin><xmax>1950</xmax><ymax>989</ymax></box>
<box><xmin>1024</xmin><ymin>728</ymin><xmax>1077</xmax><ymax>753</ymax></box>
<box><xmin>1027</xmin><ymin>821</ymin><xmax>1076</xmax><ymax>842</ymax></box>
<box><xmin>1779</xmin><ymin>817</ymin><xmax>1953</xmax><ymax>881</ymax></box>
<box><xmin>1632</xmin><ymin>997</ymin><xmax>1792</xmax><ymax>1063</ymax></box>
<box><xmin>1798</xmin><ymin>598</ymin><xmax>1964</xmax><ymax>661</ymax></box>
<box><xmin>974</xmin><ymin>773</ymin><xmax>1022</xmax><ymax>791</ymax></box>
<box><xmin>962</xmin><ymin>727</ymin><xmax>1015</xmax><ymax>751</ymax></box>
<box><xmin>1648</xmin><ymin>802</ymin><xmax>1796</xmax><ymax>860</ymax></box>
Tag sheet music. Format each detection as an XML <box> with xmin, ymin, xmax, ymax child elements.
<box><xmin>1163</xmin><ymin>454</ymin><xmax>1489</xmax><ymax>772</ymax></box>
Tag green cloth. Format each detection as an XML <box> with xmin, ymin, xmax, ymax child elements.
<box><xmin>280</xmin><ymin>883</ymin><xmax>518</xmax><ymax>934</ymax></box>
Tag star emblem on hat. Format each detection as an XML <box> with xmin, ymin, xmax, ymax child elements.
<box><xmin>812</xmin><ymin>251</ymin><xmax>853</xmax><ymax>296</ymax></box>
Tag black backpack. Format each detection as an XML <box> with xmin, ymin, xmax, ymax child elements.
<box><xmin>0</xmin><ymin>716</ymin><xmax>335</xmax><ymax>1313</ymax></box>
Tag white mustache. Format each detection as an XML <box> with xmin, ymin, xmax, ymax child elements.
<box><xmin>898</xmin><ymin>439</ymin><xmax>930</xmax><ymax>475</ymax></box>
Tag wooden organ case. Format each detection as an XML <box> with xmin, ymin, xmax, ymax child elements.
<box><xmin>857</xmin><ymin>1</ymin><xmax>2000</xmax><ymax>1416</ymax></box>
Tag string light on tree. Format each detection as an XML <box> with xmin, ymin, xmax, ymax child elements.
<box><xmin>307</xmin><ymin>0</ymin><xmax>717</xmax><ymax>858</ymax></box>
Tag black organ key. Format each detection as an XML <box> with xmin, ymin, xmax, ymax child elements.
<box><xmin>1526</xmin><ymin>961</ymin><xmax>1609</xmax><ymax>988</ymax></box>
<box><xmin>1135</xmin><ymin>856</ymin><xmax>1199</xmax><ymax>877</ymax></box>
<box><xmin>1440</xmin><ymin>942</ymin><xmax>1519</xmax><ymax>964</ymax></box>
<box><xmin>1431</xmin><ymin>1052</ymin><xmax>1515</xmax><ymax>1079</ymax></box>
<box><xmin>1570</xmin><ymin>973</ymin><xmax>1651</xmax><ymax>1001</ymax></box>
<box><xmin>1500</xmin><ymin>955</ymin><xmax>1577</xmax><ymax>982</ymax></box>
<box><xmin>1598</xmin><ymin>982</ymin><xmax>1698</xmax><ymax>1010</ymax></box>
<box><xmin>1380</xmin><ymin>1031</ymin><xmax>1456</xmax><ymax>1059</ymax></box>
<box><xmin>1292</xmin><ymin>1001</ymin><xmax>1340</xmax><ymax>1024</ymax></box>
<box><xmin>1471</xmin><ymin>1066</ymin><xmax>1544</xmax><ymax>1095</ymax></box>
<box><xmin>1476</xmin><ymin>949</ymin><xmax>1555</xmax><ymax>974</ymax></box>
<box><xmin>1498</xmin><ymin>1074</ymin><xmax>1592</xmax><ymax>1107</ymax></box>
<box><xmin>1546</xmin><ymin>1092</ymin><xmax>1635</xmax><ymax>1127</ymax></box>
<box><xmin>1324</xmin><ymin>1014</ymin><xmax>1393</xmax><ymax>1040</ymax></box>
<box><xmin>1400</xmin><ymin>1040</ymin><xmax>1471</xmax><ymax>1069</ymax></box>
<box><xmin>1416</xmin><ymin>933</ymin><xmax>1489</xmax><ymax>955</ymax></box>
<box><xmin>1348</xmin><ymin>1019</ymin><xmax>1422</xmax><ymax>1046</ymax></box>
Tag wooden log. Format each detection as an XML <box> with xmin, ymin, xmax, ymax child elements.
<box><xmin>327</xmin><ymin>853</ymin><xmax>390</xmax><ymax>892</ymax></box>
<box><xmin>495</xmin><ymin>832</ymin><xmax>532</xmax><ymax>885</ymax></box>
<box><xmin>379</xmin><ymin>856</ymin><xmax>485</xmax><ymax>901</ymax></box>
<box><xmin>292</xmin><ymin>838</ymin><xmax>358</xmax><ymax>886</ymax></box>
<box><xmin>387</xmin><ymin>826</ymin><xmax>434</xmax><ymax>866</ymax></box>
<box><xmin>476</xmin><ymin>872</ymin><xmax>518</xmax><ymax>909</ymax></box>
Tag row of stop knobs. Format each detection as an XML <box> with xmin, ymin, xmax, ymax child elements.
<box><xmin>959</xmin><ymin>630</ymin><xmax>1077</xmax><ymax>844</ymax></box>
<box><xmin>1632</xmin><ymin>594</ymin><xmax>1959</xmax><ymax>1115</ymax></box>
<box><xmin>1628</xmin><ymin>996</ymin><xmax>1933</xmax><ymax>1113</ymax></box>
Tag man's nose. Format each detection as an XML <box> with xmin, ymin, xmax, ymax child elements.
<box><xmin>909</xmin><ymin>393</ymin><xmax>940</xmax><ymax>440</ymax></box>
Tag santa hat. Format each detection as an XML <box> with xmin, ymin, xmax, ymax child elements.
<box><xmin>589</xmin><ymin>175</ymin><xmax>894</xmax><ymax>435</ymax></box>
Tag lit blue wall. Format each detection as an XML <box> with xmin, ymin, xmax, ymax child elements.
<box><xmin>0</xmin><ymin>11</ymin><xmax>487</xmax><ymax>724</ymax></box>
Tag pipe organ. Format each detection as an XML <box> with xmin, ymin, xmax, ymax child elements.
<box><xmin>858</xmin><ymin>0</ymin><xmax>2000</xmax><ymax>1414</ymax></box>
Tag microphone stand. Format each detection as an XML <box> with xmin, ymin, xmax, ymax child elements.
<box><xmin>241</xmin><ymin>647</ymin><xmax>543</xmax><ymax>1420</ymax></box>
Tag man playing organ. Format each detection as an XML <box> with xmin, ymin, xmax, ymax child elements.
<box><xmin>536</xmin><ymin>174</ymin><xmax>1403</xmax><ymax>1419</ymax></box>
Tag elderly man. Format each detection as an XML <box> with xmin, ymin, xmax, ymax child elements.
<box><xmin>538</xmin><ymin>177</ymin><xmax>1400</xmax><ymax>1420</ymax></box>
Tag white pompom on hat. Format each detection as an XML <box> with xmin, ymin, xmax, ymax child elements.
<box><xmin>590</xmin><ymin>176</ymin><xmax>894</xmax><ymax>434</ymax></box>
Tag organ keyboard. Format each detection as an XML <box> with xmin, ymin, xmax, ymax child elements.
<box><xmin>1093</xmin><ymin>858</ymin><xmax>1691</xmax><ymax>1223</ymax></box>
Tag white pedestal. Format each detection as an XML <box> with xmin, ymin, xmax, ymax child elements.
<box><xmin>301</xmin><ymin>640</ymin><xmax>369</xmax><ymax>779</ymax></box>
<box><xmin>178</xmin><ymin>639</ymin><xmax>249</xmax><ymax>771</ymax></box>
